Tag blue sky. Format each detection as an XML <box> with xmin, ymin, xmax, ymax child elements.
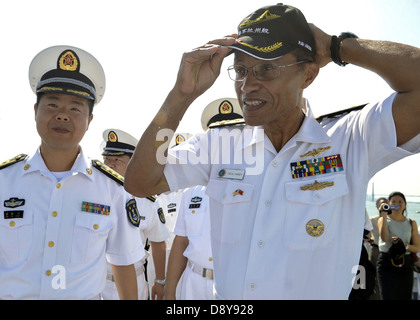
<box><xmin>0</xmin><ymin>0</ymin><xmax>419</xmax><ymax>196</ymax></box>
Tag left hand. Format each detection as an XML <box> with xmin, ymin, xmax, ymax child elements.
<box><xmin>308</xmin><ymin>23</ymin><xmax>332</xmax><ymax>68</ymax></box>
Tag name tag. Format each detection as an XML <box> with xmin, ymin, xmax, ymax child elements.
<box><xmin>218</xmin><ymin>169</ymin><xmax>245</xmax><ymax>180</ymax></box>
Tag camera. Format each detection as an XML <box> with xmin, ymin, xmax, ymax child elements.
<box><xmin>382</xmin><ymin>203</ymin><xmax>400</xmax><ymax>214</ymax></box>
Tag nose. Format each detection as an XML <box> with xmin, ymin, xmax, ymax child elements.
<box><xmin>56</xmin><ymin>112</ymin><xmax>69</xmax><ymax>122</ymax></box>
<box><xmin>239</xmin><ymin>70</ymin><xmax>259</xmax><ymax>93</ymax></box>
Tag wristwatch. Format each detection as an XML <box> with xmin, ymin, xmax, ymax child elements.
<box><xmin>154</xmin><ymin>278</ymin><xmax>166</xmax><ymax>286</ymax></box>
<box><xmin>330</xmin><ymin>32</ymin><xmax>358</xmax><ymax>66</ymax></box>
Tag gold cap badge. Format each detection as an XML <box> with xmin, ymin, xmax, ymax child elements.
<box><xmin>59</xmin><ymin>50</ymin><xmax>79</xmax><ymax>71</ymax></box>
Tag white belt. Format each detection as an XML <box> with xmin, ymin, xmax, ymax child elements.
<box><xmin>106</xmin><ymin>266</ymin><xmax>144</xmax><ymax>282</ymax></box>
<box><xmin>188</xmin><ymin>260</ymin><xmax>214</xmax><ymax>280</ymax></box>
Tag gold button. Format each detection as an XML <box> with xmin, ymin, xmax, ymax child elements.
<box><xmin>52</xmin><ymin>211</ymin><xmax>58</xmax><ymax>217</ymax></box>
<box><xmin>56</xmin><ymin>183</ymin><xmax>61</xmax><ymax>189</ymax></box>
<box><xmin>9</xmin><ymin>221</ymin><xmax>15</xmax><ymax>227</ymax></box>
<box><xmin>46</xmin><ymin>270</ymin><xmax>52</xmax><ymax>276</ymax></box>
<box><xmin>48</xmin><ymin>241</ymin><xmax>54</xmax><ymax>248</ymax></box>
<box><xmin>86</xmin><ymin>168</ymin><xmax>92</xmax><ymax>175</ymax></box>
<box><xmin>192</xmin><ymin>210</ymin><xmax>195</xmax><ymax>214</ymax></box>
<box><xmin>93</xmin><ymin>224</ymin><xmax>99</xmax><ymax>230</ymax></box>
<box><xmin>209</xmin><ymin>257</ymin><xmax>213</xmax><ymax>262</ymax></box>
<box><xmin>24</xmin><ymin>164</ymin><xmax>30</xmax><ymax>171</ymax></box>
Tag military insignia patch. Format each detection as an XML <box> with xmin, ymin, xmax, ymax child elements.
<box><xmin>4</xmin><ymin>211</ymin><xmax>24</xmax><ymax>219</ymax></box>
<box><xmin>157</xmin><ymin>207</ymin><xmax>166</xmax><ymax>224</ymax></box>
<box><xmin>306</xmin><ymin>219</ymin><xmax>325</xmax><ymax>237</ymax></box>
<box><xmin>108</xmin><ymin>131</ymin><xmax>118</xmax><ymax>142</ymax></box>
<box><xmin>4</xmin><ymin>197</ymin><xmax>25</xmax><ymax>208</ymax></box>
<box><xmin>126</xmin><ymin>198</ymin><xmax>140</xmax><ymax>227</ymax></box>
<box><xmin>290</xmin><ymin>154</ymin><xmax>344</xmax><ymax>179</ymax></box>
<box><xmin>81</xmin><ymin>201</ymin><xmax>110</xmax><ymax>215</ymax></box>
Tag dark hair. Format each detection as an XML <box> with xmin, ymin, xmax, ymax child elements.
<box><xmin>36</xmin><ymin>93</ymin><xmax>94</xmax><ymax>116</ymax></box>
<box><xmin>388</xmin><ymin>191</ymin><xmax>408</xmax><ymax>215</ymax></box>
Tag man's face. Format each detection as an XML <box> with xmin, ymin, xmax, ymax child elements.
<box><xmin>233</xmin><ymin>52</ymin><xmax>312</xmax><ymax>128</ymax></box>
<box><xmin>103</xmin><ymin>155</ymin><xmax>131</xmax><ymax>176</ymax></box>
<box><xmin>34</xmin><ymin>93</ymin><xmax>93</xmax><ymax>152</ymax></box>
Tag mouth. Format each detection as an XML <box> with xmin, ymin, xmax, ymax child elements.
<box><xmin>242</xmin><ymin>99</ymin><xmax>266</xmax><ymax>112</ymax></box>
<box><xmin>52</xmin><ymin>126</ymin><xmax>71</xmax><ymax>134</ymax></box>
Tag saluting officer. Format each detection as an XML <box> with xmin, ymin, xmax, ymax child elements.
<box><xmin>101</xmin><ymin>128</ymin><xmax>169</xmax><ymax>300</ymax></box>
<box><xmin>165</xmin><ymin>98</ymin><xmax>244</xmax><ymax>300</ymax></box>
<box><xmin>0</xmin><ymin>46</ymin><xmax>142</xmax><ymax>299</ymax></box>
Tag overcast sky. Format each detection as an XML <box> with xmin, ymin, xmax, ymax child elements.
<box><xmin>1</xmin><ymin>0</ymin><xmax>419</xmax><ymax>196</ymax></box>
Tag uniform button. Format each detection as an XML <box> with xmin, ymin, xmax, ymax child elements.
<box><xmin>46</xmin><ymin>270</ymin><xmax>52</xmax><ymax>276</ymax></box>
<box><xmin>265</xmin><ymin>200</ymin><xmax>271</xmax><ymax>207</ymax></box>
<box><xmin>258</xmin><ymin>240</ymin><xmax>265</xmax><ymax>247</ymax></box>
<box><xmin>209</xmin><ymin>257</ymin><xmax>213</xmax><ymax>262</ymax></box>
<box><xmin>314</xmin><ymin>193</ymin><xmax>321</xmax><ymax>200</ymax></box>
<box><xmin>48</xmin><ymin>241</ymin><xmax>55</xmax><ymax>248</ymax></box>
<box><xmin>93</xmin><ymin>224</ymin><xmax>99</xmax><ymax>230</ymax></box>
<box><xmin>272</xmin><ymin>161</ymin><xmax>278</xmax><ymax>167</ymax></box>
<box><xmin>192</xmin><ymin>210</ymin><xmax>195</xmax><ymax>214</ymax></box>
<box><xmin>249</xmin><ymin>283</ymin><xmax>256</xmax><ymax>290</ymax></box>
<box><xmin>52</xmin><ymin>211</ymin><xmax>58</xmax><ymax>217</ymax></box>
<box><xmin>24</xmin><ymin>164</ymin><xmax>30</xmax><ymax>171</ymax></box>
<box><xmin>9</xmin><ymin>221</ymin><xmax>15</xmax><ymax>227</ymax></box>
<box><xmin>56</xmin><ymin>183</ymin><xmax>61</xmax><ymax>189</ymax></box>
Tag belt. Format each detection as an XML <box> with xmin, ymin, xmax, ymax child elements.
<box><xmin>106</xmin><ymin>266</ymin><xmax>144</xmax><ymax>282</ymax></box>
<box><xmin>188</xmin><ymin>260</ymin><xmax>214</xmax><ymax>280</ymax></box>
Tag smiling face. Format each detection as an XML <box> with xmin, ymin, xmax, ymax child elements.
<box><xmin>34</xmin><ymin>93</ymin><xmax>93</xmax><ymax>153</ymax></box>
<box><xmin>233</xmin><ymin>51</ymin><xmax>318</xmax><ymax>130</ymax></box>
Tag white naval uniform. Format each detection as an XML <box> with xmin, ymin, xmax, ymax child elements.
<box><xmin>163</xmin><ymin>93</ymin><xmax>420</xmax><ymax>300</ymax></box>
<box><xmin>174</xmin><ymin>185</ymin><xmax>214</xmax><ymax>300</ymax></box>
<box><xmin>102</xmin><ymin>196</ymin><xmax>170</xmax><ymax>300</ymax></box>
<box><xmin>0</xmin><ymin>149</ymin><xmax>144</xmax><ymax>299</ymax></box>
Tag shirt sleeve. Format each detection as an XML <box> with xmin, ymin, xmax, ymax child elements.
<box><xmin>105</xmin><ymin>188</ymin><xmax>145</xmax><ymax>266</ymax></box>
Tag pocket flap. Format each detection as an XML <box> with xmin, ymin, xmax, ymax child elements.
<box><xmin>285</xmin><ymin>174</ymin><xmax>348</xmax><ymax>205</ymax></box>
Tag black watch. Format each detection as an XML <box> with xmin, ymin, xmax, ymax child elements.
<box><xmin>330</xmin><ymin>32</ymin><xmax>358</xmax><ymax>66</ymax></box>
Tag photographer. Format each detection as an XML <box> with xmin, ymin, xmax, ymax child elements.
<box><xmin>377</xmin><ymin>192</ymin><xmax>420</xmax><ymax>299</ymax></box>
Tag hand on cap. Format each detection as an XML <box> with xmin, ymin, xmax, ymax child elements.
<box><xmin>308</xmin><ymin>24</ymin><xmax>332</xmax><ymax>68</ymax></box>
<box><xmin>173</xmin><ymin>35</ymin><xmax>237</xmax><ymax>100</ymax></box>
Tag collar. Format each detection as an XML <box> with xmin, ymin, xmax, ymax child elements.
<box><xmin>22</xmin><ymin>147</ymin><xmax>94</xmax><ymax>182</ymax></box>
<box><xmin>241</xmin><ymin>99</ymin><xmax>331</xmax><ymax>151</ymax></box>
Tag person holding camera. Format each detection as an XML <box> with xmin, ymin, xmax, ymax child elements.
<box><xmin>377</xmin><ymin>191</ymin><xmax>420</xmax><ymax>299</ymax></box>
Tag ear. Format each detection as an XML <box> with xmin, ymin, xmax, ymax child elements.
<box><xmin>302</xmin><ymin>62</ymin><xmax>319</xmax><ymax>89</ymax></box>
<box><xmin>87</xmin><ymin>113</ymin><xmax>94</xmax><ymax>128</ymax></box>
<box><xmin>34</xmin><ymin>103</ymin><xmax>38</xmax><ymax>119</ymax></box>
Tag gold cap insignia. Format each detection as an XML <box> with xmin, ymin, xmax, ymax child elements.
<box><xmin>175</xmin><ymin>134</ymin><xmax>185</xmax><ymax>145</ymax></box>
<box><xmin>306</xmin><ymin>219</ymin><xmax>324</xmax><ymax>237</ymax></box>
<box><xmin>219</xmin><ymin>101</ymin><xmax>233</xmax><ymax>114</ymax></box>
<box><xmin>59</xmin><ymin>50</ymin><xmax>79</xmax><ymax>71</ymax></box>
<box><xmin>108</xmin><ymin>131</ymin><xmax>118</xmax><ymax>142</ymax></box>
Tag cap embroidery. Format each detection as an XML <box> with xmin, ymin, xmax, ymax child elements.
<box><xmin>239</xmin><ymin>41</ymin><xmax>283</xmax><ymax>53</ymax></box>
<box><xmin>239</xmin><ymin>10</ymin><xmax>281</xmax><ymax>29</ymax></box>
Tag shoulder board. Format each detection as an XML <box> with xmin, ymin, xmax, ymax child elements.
<box><xmin>146</xmin><ymin>195</ymin><xmax>157</xmax><ymax>202</ymax></box>
<box><xmin>0</xmin><ymin>154</ymin><xmax>28</xmax><ymax>170</ymax></box>
<box><xmin>316</xmin><ymin>104</ymin><xmax>367</xmax><ymax>123</ymax></box>
<box><xmin>91</xmin><ymin>159</ymin><xmax>124</xmax><ymax>186</ymax></box>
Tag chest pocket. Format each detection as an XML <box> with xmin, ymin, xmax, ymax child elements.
<box><xmin>71</xmin><ymin>213</ymin><xmax>114</xmax><ymax>263</ymax></box>
<box><xmin>284</xmin><ymin>174</ymin><xmax>349</xmax><ymax>250</ymax></box>
<box><xmin>206</xmin><ymin>179</ymin><xmax>254</xmax><ymax>244</ymax></box>
<box><xmin>0</xmin><ymin>209</ymin><xmax>33</xmax><ymax>267</ymax></box>
<box><xmin>184</xmin><ymin>202</ymin><xmax>208</xmax><ymax>237</ymax></box>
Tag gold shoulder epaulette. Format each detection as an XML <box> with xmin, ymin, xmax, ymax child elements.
<box><xmin>316</xmin><ymin>104</ymin><xmax>367</xmax><ymax>123</ymax></box>
<box><xmin>0</xmin><ymin>154</ymin><xmax>28</xmax><ymax>170</ymax></box>
<box><xmin>91</xmin><ymin>159</ymin><xmax>124</xmax><ymax>186</ymax></box>
<box><xmin>146</xmin><ymin>195</ymin><xmax>156</xmax><ymax>202</ymax></box>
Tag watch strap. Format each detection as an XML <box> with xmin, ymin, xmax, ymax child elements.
<box><xmin>330</xmin><ymin>32</ymin><xmax>358</xmax><ymax>66</ymax></box>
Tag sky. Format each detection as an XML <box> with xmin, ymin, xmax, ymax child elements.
<box><xmin>0</xmin><ymin>0</ymin><xmax>419</xmax><ymax>197</ymax></box>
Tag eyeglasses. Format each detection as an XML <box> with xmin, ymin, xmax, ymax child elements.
<box><xmin>227</xmin><ymin>60</ymin><xmax>310</xmax><ymax>82</ymax></box>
